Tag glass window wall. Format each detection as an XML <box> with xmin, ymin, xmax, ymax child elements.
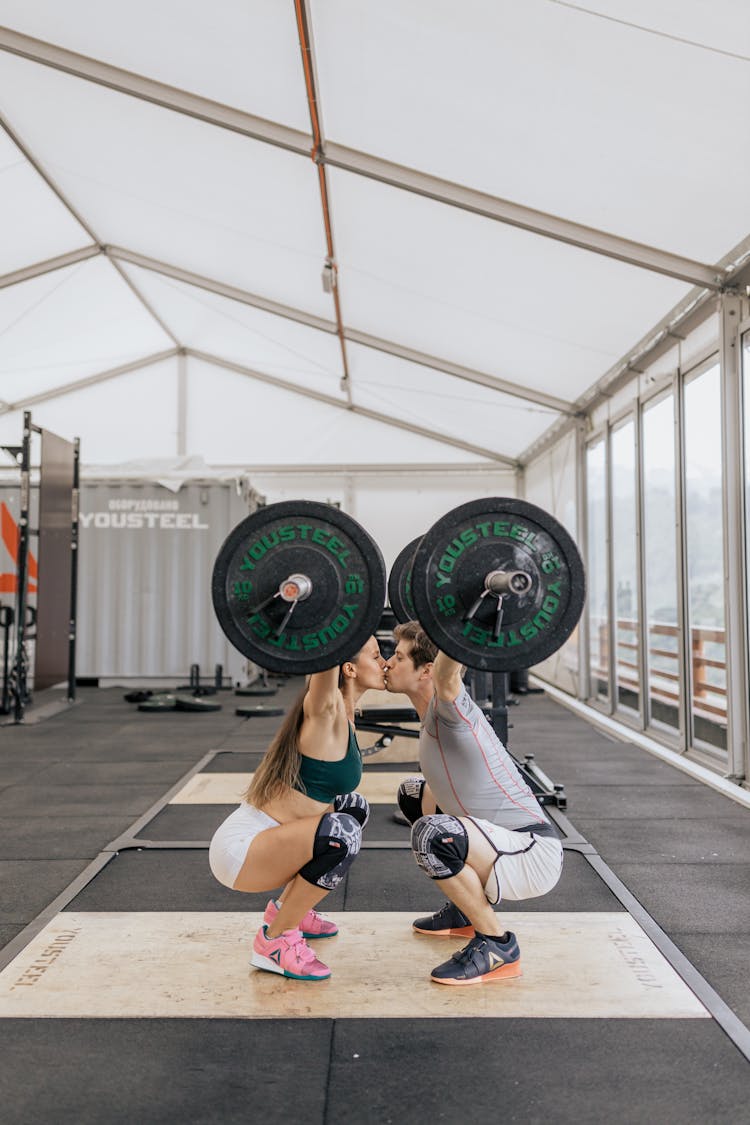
<box><xmin>586</xmin><ymin>438</ymin><xmax>608</xmax><ymax>702</ymax></box>
<box><xmin>641</xmin><ymin>393</ymin><xmax>680</xmax><ymax>732</ymax></box>
<box><xmin>683</xmin><ymin>363</ymin><xmax>727</xmax><ymax>753</ymax></box>
<box><xmin>611</xmin><ymin>420</ymin><xmax>640</xmax><ymax>713</ymax></box>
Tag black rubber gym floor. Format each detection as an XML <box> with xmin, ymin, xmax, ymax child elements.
<box><xmin>0</xmin><ymin>682</ymin><xmax>748</xmax><ymax>1123</ymax></box>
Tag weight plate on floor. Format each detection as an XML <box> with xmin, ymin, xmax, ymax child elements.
<box><xmin>411</xmin><ymin>497</ymin><xmax>585</xmax><ymax>672</ymax></box>
<box><xmin>175</xmin><ymin>696</ymin><xmax>223</xmax><ymax>712</ymax></box>
<box><xmin>124</xmin><ymin>690</ymin><xmax>153</xmax><ymax>704</ymax></box>
<box><xmin>138</xmin><ymin>695</ymin><xmax>178</xmax><ymax>712</ymax></box>
<box><xmin>236</xmin><ymin>705</ymin><xmax>285</xmax><ymax>718</ymax></box>
<box><xmin>387</xmin><ymin>535</ymin><xmax>423</xmax><ymax>624</ymax></box>
<box><xmin>212</xmin><ymin>500</ymin><xmax>386</xmax><ymax>675</ymax></box>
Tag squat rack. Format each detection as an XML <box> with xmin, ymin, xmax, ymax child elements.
<box><xmin>1</xmin><ymin>410</ymin><xmax>80</xmax><ymax>722</ymax></box>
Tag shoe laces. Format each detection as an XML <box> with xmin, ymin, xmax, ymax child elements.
<box><xmin>285</xmin><ymin>930</ymin><xmax>316</xmax><ymax>964</ymax></box>
<box><xmin>452</xmin><ymin>937</ymin><xmax>485</xmax><ymax>965</ymax></box>
<box><xmin>436</xmin><ymin>900</ymin><xmax>467</xmax><ymax>924</ymax></box>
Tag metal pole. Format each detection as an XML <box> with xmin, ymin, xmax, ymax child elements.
<box><xmin>605</xmin><ymin>425</ymin><xmax>615</xmax><ymax>713</ymax></box>
<box><xmin>0</xmin><ymin>606</ymin><xmax>12</xmax><ymax>714</ymax></box>
<box><xmin>674</xmin><ymin>366</ymin><xmax>690</xmax><ymax>753</ymax></box>
<box><xmin>576</xmin><ymin>417</ymin><xmax>591</xmax><ymax>702</ymax></box>
<box><xmin>634</xmin><ymin>400</ymin><xmax>648</xmax><ymax>728</ymax></box>
<box><xmin>719</xmin><ymin>294</ymin><xmax>747</xmax><ymax>781</ymax></box>
<box><xmin>490</xmin><ymin>671</ymin><xmax>510</xmax><ymax>747</ymax></box>
<box><xmin>12</xmin><ymin>411</ymin><xmax>32</xmax><ymax>722</ymax></box>
<box><xmin>177</xmin><ymin>351</ymin><xmax>187</xmax><ymax>457</ymax></box>
<box><xmin>67</xmin><ymin>438</ymin><xmax>80</xmax><ymax>703</ymax></box>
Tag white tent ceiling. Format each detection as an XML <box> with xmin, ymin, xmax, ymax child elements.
<box><xmin>0</xmin><ymin>0</ymin><xmax>748</xmax><ymax>469</ymax></box>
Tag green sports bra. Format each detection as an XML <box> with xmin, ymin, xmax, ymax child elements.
<box><xmin>295</xmin><ymin>724</ymin><xmax>363</xmax><ymax>803</ymax></box>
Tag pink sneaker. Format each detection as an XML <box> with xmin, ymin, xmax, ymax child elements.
<box><xmin>263</xmin><ymin>899</ymin><xmax>339</xmax><ymax>939</ymax></box>
<box><xmin>251</xmin><ymin>925</ymin><xmax>331</xmax><ymax>981</ymax></box>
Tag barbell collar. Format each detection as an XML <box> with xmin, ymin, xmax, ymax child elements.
<box><xmin>279</xmin><ymin>573</ymin><xmax>313</xmax><ymax>603</ymax></box>
<box><xmin>485</xmin><ymin>570</ymin><xmax>533</xmax><ymax>596</ymax></box>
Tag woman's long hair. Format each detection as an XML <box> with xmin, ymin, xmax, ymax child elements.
<box><xmin>243</xmin><ymin>686</ymin><xmax>308</xmax><ymax>807</ymax></box>
<box><xmin>243</xmin><ymin>655</ymin><xmax>362</xmax><ymax>808</ymax></box>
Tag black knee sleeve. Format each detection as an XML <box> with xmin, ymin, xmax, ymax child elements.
<box><xmin>411</xmin><ymin>814</ymin><xmax>468</xmax><ymax>880</ymax></box>
<box><xmin>298</xmin><ymin>811</ymin><xmax>362</xmax><ymax>890</ymax></box>
<box><xmin>333</xmin><ymin>791</ymin><xmax>370</xmax><ymax>829</ymax></box>
<box><xmin>397</xmin><ymin>776</ymin><xmax>443</xmax><ymax>824</ymax></box>
<box><xmin>397</xmin><ymin>776</ymin><xmax>426</xmax><ymax>824</ymax></box>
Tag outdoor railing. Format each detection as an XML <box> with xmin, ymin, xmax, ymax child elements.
<box><xmin>591</xmin><ymin>618</ymin><xmax>727</xmax><ymax>726</ymax></box>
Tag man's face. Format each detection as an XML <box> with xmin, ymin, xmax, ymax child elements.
<box><xmin>384</xmin><ymin>639</ymin><xmax>422</xmax><ymax>695</ymax></box>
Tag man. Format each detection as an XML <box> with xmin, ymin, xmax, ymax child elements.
<box><xmin>384</xmin><ymin>621</ymin><xmax>563</xmax><ymax>986</ymax></box>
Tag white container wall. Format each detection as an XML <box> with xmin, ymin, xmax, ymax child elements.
<box><xmin>76</xmin><ymin>479</ymin><xmax>259</xmax><ymax>681</ymax></box>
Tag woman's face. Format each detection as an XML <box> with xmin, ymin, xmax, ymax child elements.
<box><xmin>352</xmin><ymin>636</ymin><xmax>387</xmax><ymax>690</ymax></box>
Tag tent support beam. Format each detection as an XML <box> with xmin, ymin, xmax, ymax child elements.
<box><xmin>177</xmin><ymin>350</ymin><xmax>188</xmax><ymax>457</ymax></box>
<box><xmin>186</xmin><ymin>348</ymin><xmax>519</xmax><ymax>466</ymax></box>
<box><xmin>191</xmin><ymin>462</ymin><xmax>510</xmax><ymax>475</ymax></box>
<box><xmin>109</xmin><ymin>246</ymin><xmax>335</xmax><ymax>332</ymax></box>
<box><xmin>0</xmin><ymin>110</ymin><xmax>181</xmax><ymax>348</ymax></box>
<box><xmin>0</xmin><ymin>349</ymin><xmax>180</xmax><ymax>415</ymax></box>
<box><xmin>0</xmin><ymin>245</ymin><xmax>100</xmax><ymax>289</ymax></box>
<box><xmin>0</xmin><ymin>26</ymin><xmax>311</xmax><ymax>156</ymax></box>
<box><xmin>322</xmin><ymin>144</ymin><xmax>725</xmax><ymax>290</ymax></box>
<box><xmin>108</xmin><ymin>246</ymin><xmax>571</xmax><ymax>414</ymax></box>
<box><xmin>0</xmin><ymin>26</ymin><xmax>727</xmax><ymax>289</ymax></box>
<box><xmin>346</xmin><ymin>328</ymin><xmax>572</xmax><ymax>415</ymax></box>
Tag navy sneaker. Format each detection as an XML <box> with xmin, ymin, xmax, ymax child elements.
<box><xmin>430</xmin><ymin>931</ymin><xmax>522</xmax><ymax>986</ymax></box>
<box><xmin>412</xmin><ymin>900</ymin><xmax>475</xmax><ymax>938</ymax></box>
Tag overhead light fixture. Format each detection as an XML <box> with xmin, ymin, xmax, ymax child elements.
<box><xmin>322</xmin><ymin>258</ymin><xmax>336</xmax><ymax>293</ymax></box>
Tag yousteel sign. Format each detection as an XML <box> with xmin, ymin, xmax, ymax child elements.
<box><xmin>79</xmin><ymin>497</ymin><xmax>209</xmax><ymax>531</ymax></box>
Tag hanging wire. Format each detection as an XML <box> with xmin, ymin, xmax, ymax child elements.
<box><xmin>546</xmin><ymin>1</ymin><xmax>750</xmax><ymax>64</ymax></box>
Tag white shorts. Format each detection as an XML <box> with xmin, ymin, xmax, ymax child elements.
<box><xmin>208</xmin><ymin>803</ymin><xmax>280</xmax><ymax>889</ymax></box>
<box><xmin>468</xmin><ymin>817</ymin><xmax>564</xmax><ymax>905</ymax></box>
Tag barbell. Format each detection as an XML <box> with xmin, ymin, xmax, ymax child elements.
<box><xmin>211</xmin><ymin>497</ymin><xmax>585</xmax><ymax>675</ymax></box>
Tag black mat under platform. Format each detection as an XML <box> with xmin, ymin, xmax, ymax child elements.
<box><xmin>0</xmin><ymin>1019</ymin><xmax>332</xmax><ymax>1125</ymax></box>
<box><xmin>134</xmin><ymin>802</ymin><xmax>411</xmax><ymax>842</ymax></box>
<box><xmin>0</xmin><ymin>1017</ymin><xmax>747</xmax><ymax>1125</ymax></box>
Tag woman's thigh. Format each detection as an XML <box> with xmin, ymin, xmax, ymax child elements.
<box><xmin>233</xmin><ymin>815</ymin><xmax>322</xmax><ymax>891</ymax></box>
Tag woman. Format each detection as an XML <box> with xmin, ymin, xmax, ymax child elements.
<box><xmin>209</xmin><ymin>636</ymin><xmax>386</xmax><ymax>981</ymax></box>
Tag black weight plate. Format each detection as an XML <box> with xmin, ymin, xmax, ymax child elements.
<box><xmin>212</xmin><ymin>500</ymin><xmax>386</xmax><ymax>675</ymax></box>
<box><xmin>234</xmin><ymin>687</ymin><xmax>278</xmax><ymax>697</ymax></box>
<box><xmin>411</xmin><ymin>497</ymin><xmax>585</xmax><ymax>672</ymax></box>
<box><xmin>387</xmin><ymin>535</ymin><xmax>423</xmax><ymax>624</ymax></box>
<box><xmin>138</xmin><ymin>695</ymin><xmax>177</xmax><ymax>712</ymax></box>
<box><xmin>124</xmin><ymin>690</ymin><xmax>153</xmax><ymax>704</ymax></box>
<box><xmin>175</xmin><ymin>696</ymin><xmax>222</xmax><ymax>712</ymax></box>
<box><xmin>236</xmin><ymin>705</ymin><xmax>285</xmax><ymax>718</ymax></box>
